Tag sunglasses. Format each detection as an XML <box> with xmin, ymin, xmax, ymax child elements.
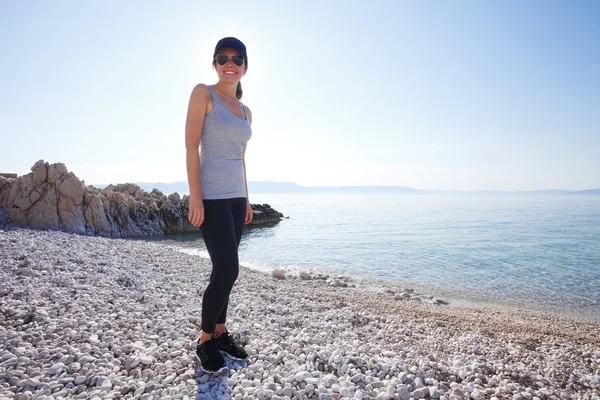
<box><xmin>214</xmin><ymin>54</ymin><xmax>245</xmax><ymax>67</ymax></box>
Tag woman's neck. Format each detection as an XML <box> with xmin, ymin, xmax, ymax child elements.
<box><xmin>214</xmin><ymin>82</ymin><xmax>237</xmax><ymax>100</ymax></box>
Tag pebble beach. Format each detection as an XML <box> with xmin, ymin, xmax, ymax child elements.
<box><xmin>0</xmin><ymin>227</ymin><xmax>599</xmax><ymax>400</ymax></box>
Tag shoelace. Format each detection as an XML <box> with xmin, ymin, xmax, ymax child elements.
<box><xmin>220</xmin><ymin>331</ymin><xmax>234</xmax><ymax>346</ymax></box>
<box><xmin>217</xmin><ymin>333</ymin><xmax>238</xmax><ymax>353</ymax></box>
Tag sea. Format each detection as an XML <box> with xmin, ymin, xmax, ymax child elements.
<box><xmin>142</xmin><ymin>194</ymin><xmax>600</xmax><ymax>321</ymax></box>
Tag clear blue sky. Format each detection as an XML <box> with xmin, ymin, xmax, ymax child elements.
<box><xmin>1</xmin><ymin>1</ymin><xmax>598</xmax><ymax>191</ymax></box>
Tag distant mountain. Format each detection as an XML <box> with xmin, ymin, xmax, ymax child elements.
<box><xmin>466</xmin><ymin>189</ymin><xmax>573</xmax><ymax>195</ymax></box>
<box><xmin>572</xmin><ymin>189</ymin><xmax>600</xmax><ymax>195</ymax></box>
<box><xmin>260</xmin><ymin>183</ymin><xmax>420</xmax><ymax>194</ymax></box>
<box><xmin>250</xmin><ymin>181</ymin><xmax>307</xmax><ymax>193</ymax></box>
<box><xmin>91</xmin><ymin>181</ymin><xmax>600</xmax><ymax>196</ymax></box>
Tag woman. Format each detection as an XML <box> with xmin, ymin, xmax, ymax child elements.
<box><xmin>185</xmin><ymin>37</ymin><xmax>252</xmax><ymax>374</ymax></box>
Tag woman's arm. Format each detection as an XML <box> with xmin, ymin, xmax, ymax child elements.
<box><xmin>243</xmin><ymin>106</ymin><xmax>253</xmax><ymax>224</ymax></box>
<box><xmin>185</xmin><ymin>84</ymin><xmax>210</xmax><ymax>226</ymax></box>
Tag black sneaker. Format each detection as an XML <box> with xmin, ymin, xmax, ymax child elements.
<box><xmin>215</xmin><ymin>331</ymin><xmax>248</xmax><ymax>360</ymax></box>
<box><xmin>195</xmin><ymin>334</ymin><xmax>227</xmax><ymax>374</ymax></box>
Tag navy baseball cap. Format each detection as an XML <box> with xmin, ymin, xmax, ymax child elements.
<box><xmin>213</xmin><ymin>37</ymin><xmax>248</xmax><ymax>66</ymax></box>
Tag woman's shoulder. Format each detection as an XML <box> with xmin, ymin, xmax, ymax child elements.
<box><xmin>189</xmin><ymin>84</ymin><xmax>214</xmax><ymax>113</ymax></box>
<box><xmin>191</xmin><ymin>83</ymin><xmax>212</xmax><ymax>98</ymax></box>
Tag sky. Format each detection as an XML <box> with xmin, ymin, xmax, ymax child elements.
<box><xmin>1</xmin><ymin>1</ymin><xmax>599</xmax><ymax>191</ymax></box>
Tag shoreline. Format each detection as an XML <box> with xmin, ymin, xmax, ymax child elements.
<box><xmin>1</xmin><ymin>226</ymin><xmax>599</xmax><ymax>399</ymax></box>
<box><xmin>139</xmin><ymin>234</ymin><xmax>600</xmax><ymax>325</ymax></box>
<box><xmin>132</xmin><ymin>229</ymin><xmax>600</xmax><ymax>326</ymax></box>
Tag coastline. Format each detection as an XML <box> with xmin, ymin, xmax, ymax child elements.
<box><xmin>1</xmin><ymin>226</ymin><xmax>598</xmax><ymax>399</ymax></box>
<box><xmin>139</xmin><ymin>235</ymin><xmax>600</xmax><ymax>325</ymax></box>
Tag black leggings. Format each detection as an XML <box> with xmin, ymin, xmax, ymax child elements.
<box><xmin>200</xmin><ymin>197</ymin><xmax>247</xmax><ymax>333</ymax></box>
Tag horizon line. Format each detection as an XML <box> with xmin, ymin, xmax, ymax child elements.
<box><xmin>91</xmin><ymin>180</ymin><xmax>600</xmax><ymax>193</ymax></box>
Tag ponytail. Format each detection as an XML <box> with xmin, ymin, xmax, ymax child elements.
<box><xmin>236</xmin><ymin>82</ymin><xmax>243</xmax><ymax>100</ymax></box>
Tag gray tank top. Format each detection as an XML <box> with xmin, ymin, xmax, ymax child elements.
<box><xmin>200</xmin><ymin>86</ymin><xmax>252</xmax><ymax>199</ymax></box>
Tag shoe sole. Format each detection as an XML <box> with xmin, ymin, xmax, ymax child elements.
<box><xmin>220</xmin><ymin>350</ymin><xmax>248</xmax><ymax>361</ymax></box>
<box><xmin>195</xmin><ymin>352</ymin><xmax>228</xmax><ymax>375</ymax></box>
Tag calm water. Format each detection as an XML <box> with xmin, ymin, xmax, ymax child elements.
<box><xmin>145</xmin><ymin>194</ymin><xmax>600</xmax><ymax>320</ymax></box>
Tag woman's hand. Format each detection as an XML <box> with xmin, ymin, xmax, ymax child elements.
<box><xmin>188</xmin><ymin>195</ymin><xmax>205</xmax><ymax>227</ymax></box>
<box><xmin>244</xmin><ymin>201</ymin><xmax>253</xmax><ymax>225</ymax></box>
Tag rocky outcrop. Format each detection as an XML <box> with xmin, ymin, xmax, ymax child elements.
<box><xmin>249</xmin><ymin>203</ymin><xmax>286</xmax><ymax>225</ymax></box>
<box><xmin>0</xmin><ymin>160</ymin><xmax>284</xmax><ymax>238</ymax></box>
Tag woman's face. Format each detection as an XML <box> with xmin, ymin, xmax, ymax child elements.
<box><xmin>214</xmin><ymin>47</ymin><xmax>247</xmax><ymax>84</ymax></box>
